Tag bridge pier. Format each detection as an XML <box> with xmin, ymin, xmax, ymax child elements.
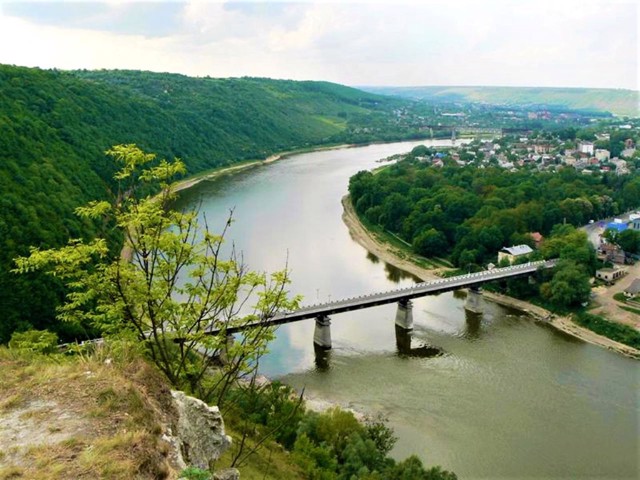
<box><xmin>313</xmin><ymin>314</ymin><xmax>332</xmax><ymax>349</ymax></box>
<box><xmin>217</xmin><ymin>333</ymin><xmax>235</xmax><ymax>365</ymax></box>
<box><xmin>395</xmin><ymin>299</ymin><xmax>414</xmax><ymax>331</ymax></box>
<box><xmin>465</xmin><ymin>287</ymin><xmax>483</xmax><ymax>314</ymax></box>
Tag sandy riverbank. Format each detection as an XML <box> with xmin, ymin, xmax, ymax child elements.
<box><xmin>341</xmin><ymin>195</ymin><xmax>640</xmax><ymax>360</ymax></box>
<box><xmin>170</xmin><ymin>143</ymin><xmax>364</xmax><ymax>194</ymax></box>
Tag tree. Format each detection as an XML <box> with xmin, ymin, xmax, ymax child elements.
<box><xmin>413</xmin><ymin>228</ymin><xmax>448</xmax><ymax>257</ymax></box>
<box><xmin>13</xmin><ymin>145</ymin><xmax>301</xmax><ymax>404</ymax></box>
<box><xmin>540</xmin><ymin>260</ymin><xmax>591</xmax><ymax>307</ymax></box>
<box><xmin>616</xmin><ymin>229</ymin><xmax>640</xmax><ymax>254</ymax></box>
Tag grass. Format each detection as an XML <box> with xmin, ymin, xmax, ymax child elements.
<box><xmin>0</xmin><ymin>345</ymin><xmax>175</xmax><ymax>479</ymax></box>
<box><xmin>620</xmin><ymin>305</ymin><xmax>640</xmax><ymax>316</ymax></box>
<box><xmin>574</xmin><ymin>312</ymin><xmax>640</xmax><ymax>349</ymax></box>
<box><xmin>0</xmin><ymin>344</ymin><xmax>312</xmax><ymax>480</ymax></box>
<box><xmin>215</xmin><ymin>423</ymin><xmax>304</xmax><ymax>480</ymax></box>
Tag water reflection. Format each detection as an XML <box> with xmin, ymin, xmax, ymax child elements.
<box><xmin>366</xmin><ymin>251</ymin><xmax>380</xmax><ymax>264</ymax></box>
<box><xmin>383</xmin><ymin>261</ymin><xmax>422</xmax><ymax>283</ymax></box>
<box><xmin>463</xmin><ymin>309</ymin><xmax>483</xmax><ymax>340</ymax></box>
<box><xmin>313</xmin><ymin>343</ymin><xmax>332</xmax><ymax>371</ymax></box>
<box><xmin>395</xmin><ymin>326</ymin><xmax>443</xmax><ymax>358</ymax></box>
<box><xmin>452</xmin><ymin>289</ymin><xmax>467</xmax><ymax>300</ymax></box>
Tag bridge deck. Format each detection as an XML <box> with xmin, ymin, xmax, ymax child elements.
<box><xmin>208</xmin><ymin>259</ymin><xmax>556</xmax><ymax>335</ymax></box>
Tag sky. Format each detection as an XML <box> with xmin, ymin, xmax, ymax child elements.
<box><xmin>0</xmin><ymin>0</ymin><xmax>637</xmax><ymax>90</ymax></box>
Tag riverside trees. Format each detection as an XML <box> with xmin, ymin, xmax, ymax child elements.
<box><xmin>13</xmin><ymin>145</ymin><xmax>301</xmax><ymax>404</ymax></box>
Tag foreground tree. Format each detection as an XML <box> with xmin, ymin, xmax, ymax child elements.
<box><xmin>13</xmin><ymin>145</ymin><xmax>300</xmax><ymax>404</ymax></box>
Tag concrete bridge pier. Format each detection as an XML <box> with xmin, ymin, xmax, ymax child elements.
<box><xmin>395</xmin><ymin>299</ymin><xmax>414</xmax><ymax>331</ymax></box>
<box><xmin>313</xmin><ymin>314</ymin><xmax>332</xmax><ymax>349</ymax></box>
<box><xmin>395</xmin><ymin>325</ymin><xmax>412</xmax><ymax>355</ymax></box>
<box><xmin>217</xmin><ymin>333</ymin><xmax>235</xmax><ymax>365</ymax></box>
<box><xmin>465</xmin><ymin>287</ymin><xmax>483</xmax><ymax>314</ymax></box>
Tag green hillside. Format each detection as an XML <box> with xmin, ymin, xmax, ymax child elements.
<box><xmin>362</xmin><ymin>85</ymin><xmax>639</xmax><ymax>117</ymax></box>
<box><xmin>0</xmin><ymin>65</ymin><xmax>405</xmax><ymax>343</ymax></box>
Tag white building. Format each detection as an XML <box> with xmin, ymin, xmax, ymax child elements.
<box><xmin>498</xmin><ymin>245</ymin><xmax>534</xmax><ymax>265</ymax></box>
<box><xmin>578</xmin><ymin>141</ymin><xmax>594</xmax><ymax>155</ymax></box>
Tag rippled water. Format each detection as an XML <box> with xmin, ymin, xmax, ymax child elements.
<box><xmin>175</xmin><ymin>141</ymin><xmax>639</xmax><ymax>479</ymax></box>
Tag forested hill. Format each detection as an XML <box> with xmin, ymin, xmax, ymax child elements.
<box><xmin>0</xmin><ymin>64</ymin><xmax>406</xmax><ymax>343</ymax></box>
<box><xmin>362</xmin><ymin>86</ymin><xmax>639</xmax><ymax>117</ymax></box>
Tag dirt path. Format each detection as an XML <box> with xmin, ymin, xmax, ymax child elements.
<box><xmin>341</xmin><ymin>195</ymin><xmax>640</xmax><ymax>360</ymax></box>
<box><xmin>589</xmin><ymin>262</ymin><xmax>640</xmax><ymax>330</ymax></box>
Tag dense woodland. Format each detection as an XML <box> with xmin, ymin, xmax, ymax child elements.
<box><xmin>349</xmin><ymin>151</ymin><xmax>639</xmax><ymax>269</ymax></box>
<box><xmin>0</xmin><ymin>64</ymin><xmax>413</xmax><ymax>343</ymax></box>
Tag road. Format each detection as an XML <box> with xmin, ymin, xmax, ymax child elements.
<box><xmin>582</xmin><ymin>210</ymin><xmax>639</xmax><ymax>249</ymax></box>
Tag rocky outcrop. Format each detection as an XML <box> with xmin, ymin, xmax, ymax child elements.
<box><xmin>171</xmin><ymin>390</ymin><xmax>232</xmax><ymax>471</ymax></box>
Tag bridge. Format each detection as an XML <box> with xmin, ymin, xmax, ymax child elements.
<box><xmin>208</xmin><ymin>259</ymin><xmax>557</xmax><ymax>349</ymax></box>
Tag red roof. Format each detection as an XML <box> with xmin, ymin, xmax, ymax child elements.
<box><xmin>530</xmin><ymin>232</ymin><xmax>543</xmax><ymax>242</ymax></box>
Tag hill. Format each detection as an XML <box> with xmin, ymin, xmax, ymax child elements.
<box><xmin>0</xmin><ymin>65</ymin><xmax>407</xmax><ymax>343</ymax></box>
<box><xmin>361</xmin><ymin>85</ymin><xmax>639</xmax><ymax>117</ymax></box>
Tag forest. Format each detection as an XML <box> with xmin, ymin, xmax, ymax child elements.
<box><xmin>0</xmin><ymin>64</ymin><xmax>413</xmax><ymax>343</ymax></box>
<box><xmin>348</xmin><ymin>149</ymin><xmax>640</xmax><ymax>269</ymax></box>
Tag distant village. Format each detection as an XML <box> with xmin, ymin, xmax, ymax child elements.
<box><xmin>413</xmin><ymin>118</ymin><xmax>639</xmax><ymax>176</ymax></box>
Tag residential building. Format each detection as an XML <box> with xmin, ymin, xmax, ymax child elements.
<box><xmin>624</xmin><ymin>278</ymin><xmax>640</xmax><ymax>298</ymax></box>
<box><xmin>595</xmin><ymin>149</ymin><xmax>610</xmax><ymax>162</ymax></box>
<box><xmin>595</xmin><ymin>267</ymin><xmax>627</xmax><ymax>284</ymax></box>
<box><xmin>530</xmin><ymin>232</ymin><xmax>543</xmax><ymax>248</ymax></box>
<box><xmin>599</xmin><ymin>243</ymin><xmax>626</xmax><ymax>264</ymax></box>
<box><xmin>498</xmin><ymin>244</ymin><xmax>534</xmax><ymax>264</ymax></box>
<box><xmin>578</xmin><ymin>141</ymin><xmax>594</xmax><ymax>155</ymax></box>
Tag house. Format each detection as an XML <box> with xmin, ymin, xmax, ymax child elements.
<box><xmin>578</xmin><ymin>141</ymin><xmax>594</xmax><ymax>155</ymax></box>
<box><xmin>631</xmin><ymin>218</ymin><xmax>640</xmax><ymax>231</ymax></box>
<box><xmin>599</xmin><ymin>243</ymin><xmax>626</xmax><ymax>264</ymax></box>
<box><xmin>595</xmin><ymin>149</ymin><xmax>610</xmax><ymax>162</ymax></box>
<box><xmin>595</xmin><ymin>267</ymin><xmax>627</xmax><ymax>284</ymax></box>
<box><xmin>623</xmin><ymin>278</ymin><xmax>640</xmax><ymax>298</ymax></box>
<box><xmin>534</xmin><ymin>144</ymin><xmax>551</xmax><ymax>154</ymax></box>
<box><xmin>530</xmin><ymin>232</ymin><xmax>544</xmax><ymax>248</ymax></box>
<box><xmin>498</xmin><ymin>244</ymin><xmax>534</xmax><ymax>264</ymax></box>
<box><xmin>621</xmin><ymin>148</ymin><xmax>636</xmax><ymax>158</ymax></box>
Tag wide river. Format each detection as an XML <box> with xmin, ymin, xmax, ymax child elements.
<box><xmin>174</xmin><ymin>140</ymin><xmax>638</xmax><ymax>479</ymax></box>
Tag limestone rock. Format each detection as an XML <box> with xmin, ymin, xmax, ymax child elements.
<box><xmin>214</xmin><ymin>468</ymin><xmax>240</xmax><ymax>480</ymax></box>
<box><xmin>171</xmin><ymin>390</ymin><xmax>232</xmax><ymax>470</ymax></box>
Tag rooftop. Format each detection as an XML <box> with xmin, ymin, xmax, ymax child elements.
<box><xmin>624</xmin><ymin>278</ymin><xmax>640</xmax><ymax>295</ymax></box>
<box><xmin>501</xmin><ymin>244</ymin><xmax>534</xmax><ymax>256</ymax></box>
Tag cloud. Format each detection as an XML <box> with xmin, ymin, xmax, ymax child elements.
<box><xmin>0</xmin><ymin>0</ymin><xmax>636</xmax><ymax>89</ymax></box>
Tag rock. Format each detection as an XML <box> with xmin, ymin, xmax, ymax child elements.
<box><xmin>214</xmin><ymin>468</ymin><xmax>240</xmax><ymax>480</ymax></box>
<box><xmin>171</xmin><ymin>390</ymin><xmax>232</xmax><ymax>470</ymax></box>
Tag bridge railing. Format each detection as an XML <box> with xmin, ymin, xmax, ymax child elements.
<box><xmin>283</xmin><ymin>259</ymin><xmax>554</xmax><ymax>315</ymax></box>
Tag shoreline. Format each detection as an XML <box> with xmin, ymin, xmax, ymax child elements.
<box><xmin>171</xmin><ymin>142</ymin><xmax>357</xmax><ymax>194</ymax></box>
<box><xmin>170</xmin><ymin>137</ymin><xmax>439</xmax><ymax>195</ymax></box>
<box><xmin>341</xmin><ymin>194</ymin><xmax>640</xmax><ymax>360</ymax></box>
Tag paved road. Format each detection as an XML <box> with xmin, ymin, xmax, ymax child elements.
<box><xmin>582</xmin><ymin>210</ymin><xmax>639</xmax><ymax>249</ymax></box>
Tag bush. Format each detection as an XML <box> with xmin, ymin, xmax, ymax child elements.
<box><xmin>179</xmin><ymin>467</ymin><xmax>211</xmax><ymax>480</ymax></box>
<box><xmin>8</xmin><ymin>329</ymin><xmax>59</xmax><ymax>354</ymax></box>
<box><xmin>574</xmin><ymin>313</ymin><xmax>640</xmax><ymax>349</ymax></box>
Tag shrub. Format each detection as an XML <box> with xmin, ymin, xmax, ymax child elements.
<box><xmin>8</xmin><ymin>329</ymin><xmax>59</xmax><ymax>354</ymax></box>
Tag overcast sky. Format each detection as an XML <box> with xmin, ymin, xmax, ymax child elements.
<box><xmin>0</xmin><ymin>0</ymin><xmax>637</xmax><ymax>90</ymax></box>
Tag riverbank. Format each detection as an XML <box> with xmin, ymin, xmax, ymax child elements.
<box><xmin>341</xmin><ymin>195</ymin><xmax>640</xmax><ymax>359</ymax></box>
<box><xmin>171</xmin><ymin>143</ymin><xmax>355</xmax><ymax>194</ymax></box>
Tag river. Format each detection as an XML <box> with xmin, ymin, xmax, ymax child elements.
<box><xmin>174</xmin><ymin>140</ymin><xmax>639</xmax><ymax>479</ymax></box>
